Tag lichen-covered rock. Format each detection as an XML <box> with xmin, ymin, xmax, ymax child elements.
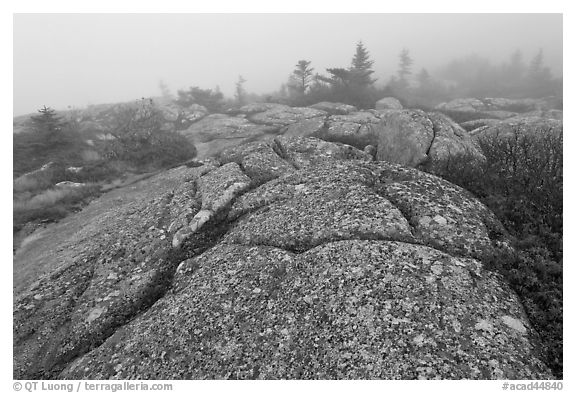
<box><xmin>426</xmin><ymin>112</ymin><xmax>485</xmax><ymax>164</ymax></box>
<box><xmin>180</xmin><ymin>114</ymin><xmax>278</xmax><ymax>143</ymax></box>
<box><xmin>375</xmin><ymin>110</ymin><xmax>434</xmax><ymax>166</ymax></box>
<box><xmin>434</xmin><ymin>98</ymin><xmax>486</xmax><ymax>112</ymax></box>
<box><xmin>248</xmin><ymin>106</ymin><xmax>326</xmax><ymax>128</ymax></box>
<box><xmin>434</xmin><ymin>97</ymin><xmax>558</xmax><ymax>124</ymax></box>
<box><xmin>172</xmin><ymin>162</ymin><xmax>251</xmax><ymax>248</ymax></box>
<box><xmin>310</xmin><ymin>101</ymin><xmax>358</xmax><ymax>115</ymax></box>
<box><xmin>223</xmin><ymin>163</ymin><xmax>414</xmax><ymax>252</ymax></box>
<box><xmin>217</xmin><ymin>141</ymin><xmax>295</xmax><ymax>185</ymax></box>
<box><xmin>14</xmin><ymin>136</ymin><xmax>552</xmax><ymax>380</ymax></box>
<box><xmin>435</xmin><ymin>98</ymin><xmax>487</xmax><ymax>113</ymax></box>
<box><xmin>273</xmin><ymin>136</ymin><xmax>372</xmax><ymax>168</ymax></box>
<box><xmin>375</xmin><ymin>97</ymin><xmax>403</xmax><ymax>110</ymax></box>
<box><xmin>234</xmin><ymin>102</ymin><xmax>290</xmax><ymax>115</ymax></box>
<box><xmin>316</xmin><ymin>111</ymin><xmax>382</xmax><ymax>148</ymax></box>
<box><xmin>179</xmin><ymin>114</ymin><xmax>280</xmax><ymax>159</ymax></box>
<box><xmin>470</xmin><ymin>117</ymin><xmax>562</xmax><ymax>140</ymax></box>
<box><xmin>61</xmin><ymin>240</ymin><xmax>551</xmax><ymax>379</ymax></box>
<box><xmin>282</xmin><ymin>117</ymin><xmax>326</xmax><ymax>137</ymax></box>
<box><xmin>509</xmin><ymin>110</ymin><xmax>563</xmax><ymax>121</ymax></box>
<box><xmin>460</xmin><ymin>118</ymin><xmax>503</xmax><ymax>132</ymax></box>
<box><xmin>372</xmin><ymin>161</ymin><xmax>504</xmax><ymax>259</ymax></box>
<box><xmin>375</xmin><ymin>110</ymin><xmax>484</xmax><ymax>167</ymax></box>
<box><xmin>481</xmin><ymin>97</ymin><xmax>551</xmax><ymax>112</ymax></box>
<box><xmin>13</xmin><ymin>165</ymin><xmax>206</xmax><ymax>379</ymax></box>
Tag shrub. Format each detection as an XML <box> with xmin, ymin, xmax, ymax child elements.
<box><xmin>426</xmin><ymin>126</ymin><xmax>563</xmax><ymax>377</ymax></box>
<box><xmin>13</xmin><ymin>184</ymin><xmax>101</xmax><ymax>233</ymax></box>
<box><xmin>434</xmin><ymin>109</ymin><xmax>505</xmax><ymax>124</ymax></box>
<box><xmin>483</xmin><ymin>245</ymin><xmax>562</xmax><ymax>377</ymax></box>
<box><xmin>13</xmin><ymin>118</ymin><xmax>87</xmax><ymax>178</ymax></box>
<box><xmin>102</xmin><ymin>99</ymin><xmax>197</xmax><ymax>170</ymax></box>
<box><xmin>175</xmin><ymin>86</ymin><xmax>225</xmax><ymax>113</ymax></box>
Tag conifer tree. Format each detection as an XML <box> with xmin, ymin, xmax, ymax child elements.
<box><xmin>350</xmin><ymin>41</ymin><xmax>376</xmax><ymax>87</ymax></box>
<box><xmin>289</xmin><ymin>60</ymin><xmax>315</xmax><ymax>94</ymax></box>
<box><xmin>398</xmin><ymin>48</ymin><xmax>413</xmax><ymax>83</ymax></box>
<box><xmin>235</xmin><ymin>75</ymin><xmax>247</xmax><ymax>106</ymax></box>
<box><xmin>29</xmin><ymin>105</ymin><xmax>66</xmax><ymax>144</ymax></box>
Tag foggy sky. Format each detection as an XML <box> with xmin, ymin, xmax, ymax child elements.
<box><xmin>13</xmin><ymin>13</ymin><xmax>562</xmax><ymax>116</ymax></box>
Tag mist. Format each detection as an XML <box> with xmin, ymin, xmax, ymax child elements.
<box><xmin>13</xmin><ymin>13</ymin><xmax>562</xmax><ymax>116</ymax></box>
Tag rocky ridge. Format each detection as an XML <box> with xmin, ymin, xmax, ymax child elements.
<box><xmin>180</xmin><ymin>103</ymin><xmax>484</xmax><ymax>171</ymax></box>
<box><xmin>14</xmin><ymin>135</ymin><xmax>552</xmax><ymax>379</ymax></box>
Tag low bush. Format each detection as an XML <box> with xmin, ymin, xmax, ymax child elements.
<box><xmin>102</xmin><ymin>99</ymin><xmax>197</xmax><ymax>170</ymax></box>
<box><xmin>434</xmin><ymin>109</ymin><xmax>504</xmax><ymax>124</ymax></box>
<box><xmin>13</xmin><ymin>184</ymin><xmax>101</xmax><ymax>233</ymax></box>
<box><xmin>426</xmin><ymin>126</ymin><xmax>563</xmax><ymax>377</ymax></box>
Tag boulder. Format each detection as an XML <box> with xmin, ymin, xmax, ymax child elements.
<box><xmin>310</xmin><ymin>101</ymin><xmax>358</xmax><ymax>115</ymax></box>
<box><xmin>14</xmin><ymin>137</ymin><xmax>552</xmax><ymax>380</ymax></box>
<box><xmin>314</xmin><ymin>111</ymin><xmax>382</xmax><ymax>149</ymax></box>
<box><xmin>66</xmin><ymin>166</ymin><xmax>83</xmax><ymax>174</ymax></box>
<box><xmin>375</xmin><ymin>110</ymin><xmax>484</xmax><ymax>168</ymax></box>
<box><xmin>509</xmin><ymin>109</ymin><xmax>563</xmax><ymax>121</ymax></box>
<box><xmin>470</xmin><ymin>117</ymin><xmax>562</xmax><ymax>140</ymax></box>
<box><xmin>234</xmin><ymin>102</ymin><xmax>290</xmax><ymax>115</ymax></box>
<box><xmin>482</xmin><ymin>97</ymin><xmax>550</xmax><ymax>112</ymax></box>
<box><xmin>375</xmin><ymin>97</ymin><xmax>403</xmax><ymax>110</ymax></box>
<box><xmin>282</xmin><ymin>117</ymin><xmax>326</xmax><ymax>138</ymax></box>
<box><xmin>434</xmin><ymin>97</ymin><xmax>558</xmax><ymax>125</ymax></box>
<box><xmin>435</xmin><ymin>98</ymin><xmax>486</xmax><ymax>113</ymax></box>
<box><xmin>248</xmin><ymin>106</ymin><xmax>326</xmax><ymax>128</ymax></box>
<box><xmin>460</xmin><ymin>119</ymin><xmax>503</xmax><ymax>132</ymax></box>
<box><xmin>179</xmin><ymin>114</ymin><xmax>280</xmax><ymax>160</ymax></box>
<box><xmin>55</xmin><ymin>181</ymin><xmax>85</xmax><ymax>189</ymax></box>
<box><xmin>176</xmin><ymin>104</ymin><xmax>209</xmax><ymax>125</ymax></box>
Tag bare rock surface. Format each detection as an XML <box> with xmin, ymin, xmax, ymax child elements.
<box><xmin>14</xmin><ymin>136</ymin><xmax>552</xmax><ymax>380</ymax></box>
<box><xmin>375</xmin><ymin>97</ymin><xmax>403</xmax><ymax>110</ymax></box>
<box><xmin>460</xmin><ymin>118</ymin><xmax>503</xmax><ymax>132</ymax></box>
<box><xmin>470</xmin><ymin>117</ymin><xmax>562</xmax><ymax>140</ymax></box>
<box><xmin>316</xmin><ymin>111</ymin><xmax>382</xmax><ymax>148</ymax></box>
<box><xmin>180</xmin><ymin>114</ymin><xmax>279</xmax><ymax>159</ymax></box>
<box><xmin>310</xmin><ymin>101</ymin><xmax>358</xmax><ymax>115</ymax></box>
<box><xmin>436</xmin><ymin>97</ymin><xmax>551</xmax><ymax>114</ymax></box>
<box><xmin>375</xmin><ymin>110</ymin><xmax>484</xmax><ymax>167</ymax></box>
<box><xmin>434</xmin><ymin>97</ymin><xmax>559</xmax><ymax>124</ymax></box>
<box><xmin>247</xmin><ymin>106</ymin><xmax>327</xmax><ymax>128</ymax></box>
<box><xmin>13</xmin><ymin>165</ymin><xmax>204</xmax><ymax>379</ymax></box>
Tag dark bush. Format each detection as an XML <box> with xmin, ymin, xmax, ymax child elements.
<box><xmin>434</xmin><ymin>109</ymin><xmax>505</xmax><ymax>124</ymax></box>
<box><xmin>175</xmin><ymin>86</ymin><xmax>225</xmax><ymax>113</ymax></box>
<box><xmin>13</xmin><ymin>184</ymin><xmax>101</xmax><ymax>233</ymax></box>
<box><xmin>13</xmin><ymin>120</ymin><xmax>87</xmax><ymax>178</ymax></box>
<box><xmin>426</xmin><ymin>127</ymin><xmax>563</xmax><ymax>377</ymax></box>
<box><xmin>102</xmin><ymin>99</ymin><xmax>197</xmax><ymax>170</ymax></box>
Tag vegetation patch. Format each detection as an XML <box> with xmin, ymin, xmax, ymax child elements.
<box><xmin>423</xmin><ymin>127</ymin><xmax>563</xmax><ymax>377</ymax></box>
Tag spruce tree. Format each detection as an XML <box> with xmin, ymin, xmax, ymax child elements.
<box><xmin>350</xmin><ymin>41</ymin><xmax>376</xmax><ymax>87</ymax></box>
<box><xmin>290</xmin><ymin>60</ymin><xmax>315</xmax><ymax>94</ymax></box>
<box><xmin>235</xmin><ymin>75</ymin><xmax>247</xmax><ymax>106</ymax></box>
<box><xmin>29</xmin><ymin>105</ymin><xmax>66</xmax><ymax>144</ymax></box>
<box><xmin>398</xmin><ymin>48</ymin><xmax>413</xmax><ymax>83</ymax></box>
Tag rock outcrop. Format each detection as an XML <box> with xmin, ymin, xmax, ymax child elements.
<box><xmin>436</xmin><ymin>97</ymin><xmax>552</xmax><ymax>115</ymax></box>
<box><xmin>435</xmin><ymin>97</ymin><xmax>562</xmax><ymax>126</ymax></box>
<box><xmin>14</xmin><ymin>136</ymin><xmax>552</xmax><ymax>380</ymax></box>
<box><xmin>374</xmin><ymin>110</ymin><xmax>485</xmax><ymax>167</ymax></box>
<box><xmin>310</xmin><ymin>101</ymin><xmax>358</xmax><ymax>115</ymax></box>
<box><xmin>375</xmin><ymin>97</ymin><xmax>403</xmax><ymax>110</ymax></box>
<box><xmin>470</xmin><ymin>117</ymin><xmax>562</xmax><ymax>140</ymax></box>
<box><xmin>179</xmin><ymin>114</ymin><xmax>279</xmax><ymax>159</ymax></box>
<box><xmin>179</xmin><ymin>103</ymin><xmax>487</xmax><ymax>169</ymax></box>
